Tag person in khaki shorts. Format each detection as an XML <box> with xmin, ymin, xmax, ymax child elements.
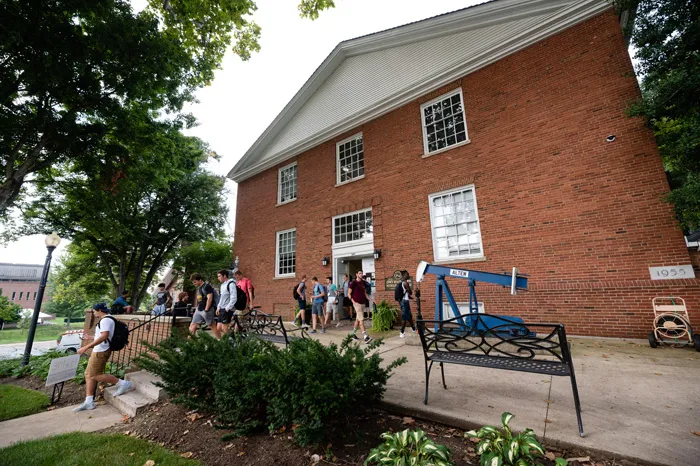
<box><xmin>73</xmin><ymin>303</ymin><xmax>133</xmax><ymax>412</ymax></box>
<box><xmin>348</xmin><ymin>270</ymin><xmax>372</xmax><ymax>344</ymax></box>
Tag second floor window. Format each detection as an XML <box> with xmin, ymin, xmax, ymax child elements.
<box><xmin>278</xmin><ymin>162</ymin><xmax>297</xmax><ymax>204</ymax></box>
<box><xmin>421</xmin><ymin>89</ymin><xmax>468</xmax><ymax>155</ymax></box>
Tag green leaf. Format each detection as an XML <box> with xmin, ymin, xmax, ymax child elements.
<box><xmin>501</xmin><ymin>412</ymin><xmax>514</xmax><ymax>427</ymax></box>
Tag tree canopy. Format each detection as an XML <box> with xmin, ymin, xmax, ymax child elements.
<box><xmin>172</xmin><ymin>237</ymin><xmax>234</xmax><ymax>295</ymax></box>
<box><xmin>0</xmin><ymin>295</ymin><xmax>22</xmax><ymax>323</ymax></box>
<box><xmin>0</xmin><ymin>0</ymin><xmax>335</xmax><ymax>214</ymax></box>
<box><xmin>620</xmin><ymin>0</ymin><xmax>700</xmax><ymax>230</ymax></box>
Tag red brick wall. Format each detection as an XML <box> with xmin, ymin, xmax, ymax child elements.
<box><xmin>234</xmin><ymin>11</ymin><xmax>699</xmax><ymax>338</ymax></box>
<box><xmin>0</xmin><ymin>280</ymin><xmax>42</xmax><ymax>311</ymax></box>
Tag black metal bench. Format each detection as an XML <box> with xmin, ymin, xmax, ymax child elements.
<box><xmin>233</xmin><ymin>309</ymin><xmax>300</xmax><ymax>346</ymax></box>
<box><xmin>417</xmin><ymin>313</ymin><xmax>584</xmax><ymax>437</ymax></box>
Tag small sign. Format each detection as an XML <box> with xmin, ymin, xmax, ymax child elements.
<box><xmin>45</xmin><ymin>354</ymin><xmax>80</xmax><ymax>387</ymax></box>
<box><xmin>450</xmin><ymin>269</ymin><xmax>469</xmax><ymax>278</ymax></box>
<box><xmin>649</xmin><ymin>265</ymin><xmax>695</xmax><ymax>280</ymax></box>
<box><xmin>385</xmin><ymin>270</ymin><xmax>412</xmax><ymax>290</ymax></box>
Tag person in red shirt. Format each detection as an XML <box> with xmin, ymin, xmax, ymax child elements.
<box><xmin>348</xmin><ymin>270</ymin><xmax>372</xmax><ymax>344</ymax></box>
<box><xmin>234</xmin><ymin>270</ymin><xmax>254</xmax><ymax>311</ymax></box>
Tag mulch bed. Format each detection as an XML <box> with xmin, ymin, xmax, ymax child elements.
<box><xmin>0</xmin><ymin>375</ymin><xmax>84</xmax><ymax>410</ymax></box>
<box><xmin>101</xmin><ymin>401</ymin><xmax>646</xmax><ymax>466</ymax></box>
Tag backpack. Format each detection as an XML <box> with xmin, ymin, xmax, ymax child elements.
<box><xmin>101</xmin><ymin>316</ymin><xmax>129</xmax><ymax>351</ymax></box>
<box><xmin>228</xmin><ymin>280</ymin><xmax>247</xmax><ymax>311</ymax></box>
<box><xmin>293</xmin><ymin>284</ymin><xmax>300</xmax><ymax>300</ymax></box>
<box><xmin>318</xmin><ymin>284</ymin><xmax>328</xmax><ymax>303</ymax></box>
<box><xmin>394</xmin><ymin>282</ymin><xmax>404</xmax><ymax>302</ymax></box>
<box><xmin>111</xmin><ymin>302</ymin><xmax>125</xmax><ymax>315</ymax></box>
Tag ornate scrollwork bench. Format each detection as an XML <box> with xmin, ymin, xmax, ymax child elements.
<box><xmin>233</xmin><ymin>309</ymin><xmax>301</xmax><ymax>346</ymax></box>
<box><xmin>417</xmin><ymin>313</ymin><xmax>584</xmax><ymax>437</ymax></box>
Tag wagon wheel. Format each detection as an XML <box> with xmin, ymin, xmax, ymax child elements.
<box><xmin>653</xmin><ymin>313</ymin><xmax>691</xmax><ymax>341</ymax></box>
<box><xmin>648</xmin><ymin>331</ymin><xmax>658</xmax><ymax>348</ymax></box>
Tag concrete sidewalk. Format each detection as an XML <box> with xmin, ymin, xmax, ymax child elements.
<box><xmin>308</xmin><ymin>326</ymin><xmax>700</xmax><ymax>466</ymax></box>
<box><xmin>0</xmin><ymin>403</ymin><xmax>124</xmax><ymax>448</ymax></box>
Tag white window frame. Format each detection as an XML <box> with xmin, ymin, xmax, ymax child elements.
<box><xmin>277</xmin><ymin>161</ymin><xmax>297</xmax><ymax>205</ymax></box>
<box><xmin>332</xmin><ymin>207</ymin><xmax>373</xmax><ymax>246</ymax></box>
<box><xmin>275</xmin><ymin>228</ymin><xmax>297</xmax><ymax>278</ymax></box>
<box><xmin>420</xmin><ymin>88</ymin><xmax>470</xmax><ymax>157</ymax></box>
<box><xmin>335</xmin><ymin>132</ymin><xmax>365</xmax><ymax>186</ymax></box>
<box><xmin>428</xmin><ymin>184</ymin><xmax>484</xmax><ymax>262</ymax></box>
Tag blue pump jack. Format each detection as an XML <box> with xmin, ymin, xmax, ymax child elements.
<box><xmin>414</xmin><ymin>261</ymin><xmax>531</xmax><ymax>336</ymax></box>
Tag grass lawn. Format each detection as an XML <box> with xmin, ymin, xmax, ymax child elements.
<box><xmin>0</xmin><ymin>322</ymin><xmax>84</xmax><ymax>345</ymax></box>
<box><xmin>0</xmin><ymin>432</ymin><xmax>200</xmax><ymax>466</ymax></box>
<box><xmin>0</xmin><ymin>384</ymin><xmax>50</xmax><ymax>421</ymax></box>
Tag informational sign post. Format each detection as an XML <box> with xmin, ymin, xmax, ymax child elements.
<box><xmin>45</xmin><ymin>354</ymin><xmax>80</xmax><ymax>387</ymax></box>
<box><xmin>385</xmin><ymin>270</ymin><xmax>412</xmax><ymax>290</ymax></box>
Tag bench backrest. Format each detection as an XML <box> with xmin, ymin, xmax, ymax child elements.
<box><xmin>417</xmin><ymin>313</ymin><xmax>572</xmax><ymax>366</ymax></box>
<box><xmin>234</xmin><ymin>311</ymin><xmax>289</xmax><ymax>342</ymax></box>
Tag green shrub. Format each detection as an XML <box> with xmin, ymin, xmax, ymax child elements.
<box><xmin>466</xmin><ymin>412</ymin><xmax>566</xmax><ymax>466</ymax></box>
<box><xmin>138</xmin><ymin>333</ymin><xmax>406</xmax><ymax>446</ymax></box>
<box><xmin>372</xmin><ymin>300</ymin><xmax>398</xmax><ymax>332</ymax></box>
<box><xmin>366</xmin><ymin>429</ymin><xmax>453</xmax><ymax>466</ymax></box>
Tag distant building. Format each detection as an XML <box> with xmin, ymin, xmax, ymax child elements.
<box><xmin>0</xmin><ymin>263</ymin><xmax>44</xmax><ymax>309</ymax></box>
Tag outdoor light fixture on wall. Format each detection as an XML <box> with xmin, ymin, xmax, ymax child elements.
<box><xmin>322</xmin><ymin>257</ymin><xmax>329</xmax><ymax>267</ymax></box>
<box><xmin>373</xmin><ymin>249</ymin><xmax>382</xmax><ymax>260</ymax></box>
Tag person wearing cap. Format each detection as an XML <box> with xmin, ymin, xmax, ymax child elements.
<box><xmin>73</xmin><ymin>303</ymin><xmax>133</xmax><ymax>412</ymax></box>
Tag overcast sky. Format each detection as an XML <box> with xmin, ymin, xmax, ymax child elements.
<box><xmin>0</xmin><ymin>0</ymin><xmax>484</xmax><ymax>265</ymax></box>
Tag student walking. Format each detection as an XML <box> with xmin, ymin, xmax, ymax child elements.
<box><xmin>111</xmin><ymin>291</ymin><xmax>134</xmax><ymax>314</ymax></box>
<box><xmin>293</xmin><ymin>275</ymin><xmax>308</xmax><ymax>328</ymax></box>
<box><xmin>342</xmin><ymin>273</ymin><xmax>353</xmax><ymax>321</ymax></box>
<box><xmin>216</xmin><ymin>269</ymin><xmax>238</xmax><ymax>335</ymax></box>
<box><xmin>348</xmin><ymin>270</ymin><xmax>372</xmax><ymax>343</ymax></box>
<box><xmin>397</xmin><ymin>270</ymin><xmax>416</xmax><ymax>338</ymax></box>
<box><xmin>152</xmin><ymin>283</ymin><xmax>171</xmax><ymax>316</ymax></box>
<box><xmin>234</xmin><ymin>270</ymin><xmax>254</xmax><ymax>311</ymax></box>
<box><xmin>324</xmin><ymin>276</ymin><xmax>339</xmax><ymax>328</ymax></box>
<box><xmin>309</xmin><ymin>277</ymin><xmax>326</xmax><ymax>334</ymax></box>
<box><xmin>189</xmin><ymin>274</ymin><xmax>220</xmax><ymax>339</ymax></box>
<box><xmin>73</xmin><ymin>303</ymin><xmax>133</xmax><ymax>411</ymax></box>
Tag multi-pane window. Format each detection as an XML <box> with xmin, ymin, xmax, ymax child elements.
<box><xmin>275</xmin><ymin>229</ymin><xmax>296</xmax><ymax>277</ymax></box>
<box><xmin>336</xmin><ymin>133</ymin><xmax>364</xmax><ymax>185</ymax></box>
<box><xmin>11</xmin><ymin>291</ymin><xmax>16</xmax><ymax>301</ymax></box>
<box><xmin>421</xmin><ymin>89</ymin><xmax>468</xmax><ymax>155</ymax></box>
<box><xmin>278</xmin><ymin>162</ymin><xmax>297</xmax><ymax>204</ymax></box>
<box><xmin>19</xmin><ymin>292</ymin><xmax>23</xmax><ymax>300</ymax></box>
<box><xmin>333</xmin><ymin>209</ymin><xmax>373</xmax><ymax>244</ymax></box>
<box><xmin>429</xmin><ymin>186</ymin><xmax>483</xmax><ymax>260</ymax></box>
<box><xmin>33</xmin><ymin>292</ymin><xmax>37</xmax><ymax>300</ymax></box>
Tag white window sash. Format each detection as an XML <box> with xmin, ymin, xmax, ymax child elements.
<box><xmin>335</xmin><ymin>132</ymin><xmax>364</xmax><ymax>186</ymax></box>
<box><xmin>332</xmin><ymin>207</ymin><xmax>373</xmax><ymax>246</ymax></box>
<box><xmin>420</xmin><ymin>88</ymin><xmax>469</xmax><ymax>156</ymax></box>
<box><xmin>277</xmin><ymin>162</ymin><xmax>297</xmax><ymax>205</ymax></box>
<box><xmin>275</xmin><ymin>228</ymin><xmax>296</xmax><ymax>277</ymax></box>
<box><xmin>428</xmin><ymin>185</ymin><xmax>483</xmax><ymax>261</ymax></box>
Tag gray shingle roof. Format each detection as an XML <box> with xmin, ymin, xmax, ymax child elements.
<box><xmin>0</xmin><ymin>263</ymin><xmax>43</xmax><ymax>281</ymax></box>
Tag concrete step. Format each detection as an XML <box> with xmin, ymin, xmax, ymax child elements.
<box><xmin>125</xmin><ymin>371</ymin><xmax>165</xmax><ymax>400</ymax></box>
<box><xmin>104</xmin><ymin>385</ymin><xmax>157</xmax><ymax>417</ymax></box>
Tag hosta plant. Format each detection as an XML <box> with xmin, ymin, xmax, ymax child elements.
<box><xmin>466</xmin><ymin>412</ymin><xmax>565</xmax><ymax>466</ymax></box>
<box><xmin>365</xmin><ymin>429</ymin><xmax>453</xmax><ymax>466</ymax></box>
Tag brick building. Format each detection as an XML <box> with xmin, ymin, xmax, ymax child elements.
<box><xmin>0</xmin><ymin>263</ymin><xmax>44</xmax><ymax>310</ymax></box>
<box><xmin>228</xmin><ymin>0</ymin><xmax>699</xmax><ymax>338</ymax></box>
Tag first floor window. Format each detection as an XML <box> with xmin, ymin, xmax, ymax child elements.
<box><xmin>278</xmin><ymin>162</ymin><xmax>297</xmax><ymax>204</ymax></box>
<box><xmin>429</xmin><ymin>185</ymin><xmax>483</xmax><ymax>261</ymax></box>
<box><xmin>421</xmin><ymin>89</ymin><xmax>468</xmax><ymax>155</ymax></box>
<box><xmin>276</xmin><ymin>229</ymin><xmax>296</xmax><ymax>277</ymax></box>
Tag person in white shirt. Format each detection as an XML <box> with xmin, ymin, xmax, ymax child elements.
<box><xmin>215</xmin><ymin>269</ymin><xmax>237</xmax><ymax>336</ymax></box>
<box><xmin>73</xmin><ymin>303</ymin><xmax>133</xmax><ymax>412</ymax></box>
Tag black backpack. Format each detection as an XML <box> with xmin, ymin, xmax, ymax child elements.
<box><xmin>293</xmin><ymin>284</ymin><xmax>300</xmax><ymax>300</ymax></box>
<box><xmin>101</xmin><ymin>316</ymin><xmax>129</xmax><ymax>351</ymax></box>
<box><xmin>228</xmin><ymin>281</ymin><xmax>247</xmax><ymax>311</ymax></box>
<box><xmin>394</xmin><ymin>283</ymin><xmax>404</xmax><ymax>302</ymax></box>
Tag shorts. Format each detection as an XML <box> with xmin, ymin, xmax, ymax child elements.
<box><xmin>192</xmin><ymin>309</ymin><xmax>215</xmax><ymax>326</ymax></box>
<box><xmin>297</xmin><ymin>298</ymin><xmax>307</xmax><ymax>311</ymax></box>
<box><xmin>312</xmin><ymin>302</ymin><xmax>324</xmax><ymax>316</ymax></box>
<box><xmin>353</xmin><ymin>302</ymin><xmax>365</xmax><ymax>321</ymax></box>
<box><xmin>152</xmin><ymin>304</ymin><xmax>167</xmax><ymax>316</ymax></box>
<box><xmin>400</xmin><ymin>300</ymin><xmax>412</xmax><ymax>321</ymax></box>
<box><xmin>217</xmin><ymin>309</ymin><xmax>234</xmax><ymax>324</ymax></box>
<box><xmin>85</xmin><ymin>350</ymin><xmax>111</xmax><ymax>377</ymax></box>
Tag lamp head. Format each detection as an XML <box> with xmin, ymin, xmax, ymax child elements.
<box><xmin>45</xmin><ymin>232</ymin><xmax>61</xmax><ymax>248</ymax></box>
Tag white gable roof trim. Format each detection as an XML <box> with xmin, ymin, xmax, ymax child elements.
<box><xmin>228</xmin><ymin>0</ymin><xmax>612</xmax><ymax>183</ymax></box>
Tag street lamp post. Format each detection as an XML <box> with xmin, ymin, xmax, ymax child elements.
<box><xmin>21</xmin><ymin>232</ymin><xmax>61</xmax><ymax>366</ymax></box>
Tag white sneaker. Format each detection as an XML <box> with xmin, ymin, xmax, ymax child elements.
<box><xmin>115</xmin><ymin>381</ymin><xmax>133</xmax><ymax>396</ymax></box>
<box><xmin>399</xmin><ymin>332</ymin><xmax>405</xmax><ymax>338</ymax></box>
<box><xmin>72</xmin><ymin>401</ymin><xmax>96</xmax><ymax>412</ymax></box>
<box><xmin>335</xmin><ymin>321</ymin><xmax>342</xmax><ymax>328</ymax></box>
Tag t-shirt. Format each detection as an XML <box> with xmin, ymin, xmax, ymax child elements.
<box><xmin>198</xmin><ymin>283</ymin><xmax>216</xmax><ymax>312</ymax></box>
<box><xmin>402</xmin><ymin>281</ymin><xmax>410</xmax><ymax>301</ymax></box>
<box><xmin>342</xmin><ymin>280</ymin><xmax>349</xmax><ymax>296</ymax></box>
<box><xmin>349</xmin><ymin>279</ymin><xmax>367</xmax><ymax>305</ymax></box>
<box><xmin>237</xmin><ymin>277</ymin><xmax>253</xmax><ymax>299</ymax></box>
<box><xmin>313</xmin><ymin>283</ymin><xmax>325</xmax><ymax>304</ymax></box>
<box><xmin>113</xmin><ymin>296</ymin><xmax>129</xmax><ymax>307</ymax></box>
<box><xmin>327</xmin><ymin>284</ymin><xmax>337</xmax><ymax>298</ymax></box>
<box><xmin>297</xmin><ymin>281</ymin><xmax>306</xmax><ymax>300</ymax></box>
<box><xmin>94</xmin><ymin>316</ymin><xmax>115</xmax><ymax>353</ymax></box>
<box><xmin>155</xmin><ymin>290</ymin><xmax>169</xmax><ymax>306</ymax></box>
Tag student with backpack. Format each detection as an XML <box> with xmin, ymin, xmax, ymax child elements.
<box><xmin>216</xmin><ymin>269</ymin><xmax>237</xmax><ymax>335</ymax></box>
<box><xmin>309</xmin><ymin>276</ymin><xmax>326</xmax><ymax>334</ymax></box>
<box><xmin>395</xmin><ymin>270</ymin><xmax>416</xmax><ymax>338</ymax></box>
<box><xmin>189</xmin><ymin>273</ymin><xmax>220</xmax><ymax>339</ymax></box>
<box><xmin>293</xmin><ymin>275</ymin><xmax>309</xmax><ymax>329</ymax></box>
<box><xmin>73</xmin><ymin>303</ymin><xmax>132</xmax><ymax>412</ymax></box>
<box><xmin>234</xmin><ymin>270</ymin><xmax>254</xmax><ymax>311</ymax></box>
